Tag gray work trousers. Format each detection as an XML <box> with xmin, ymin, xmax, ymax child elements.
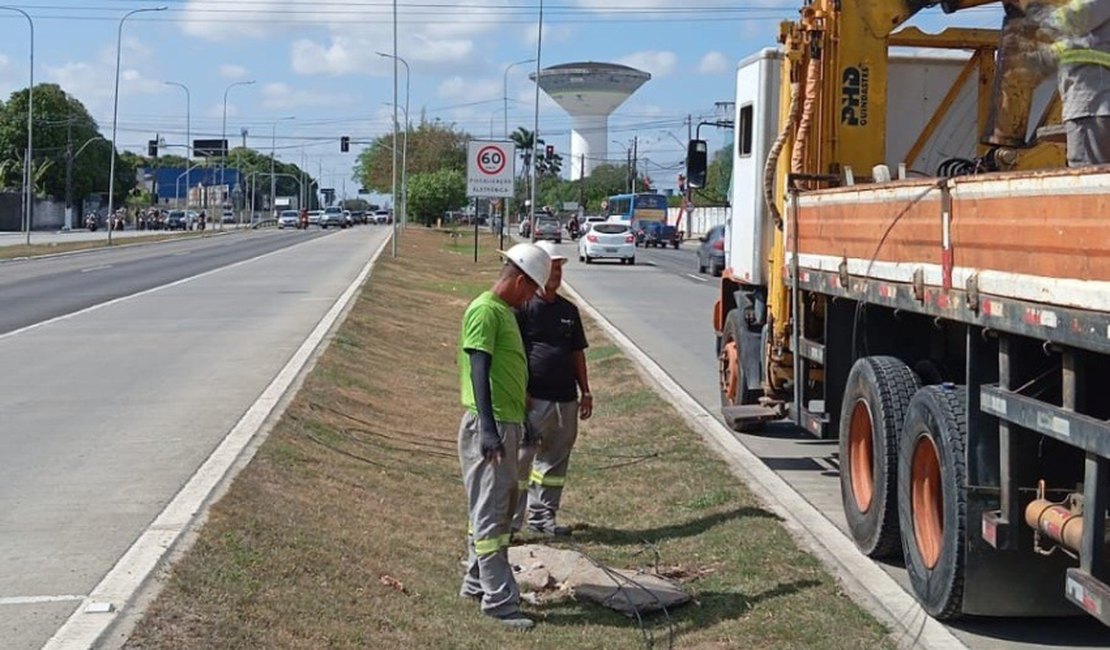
<box><xmin>512</xmin><ymin>399</ymin><xmax>579</xmax><ymax>531</ymax></box>
<box><xmin>1066</xmin><ymin>116</ymin><xmax>1110</xmax><ymax>167</ymax></box>
<box><xmin>458</xmin><ymin>412</ymin><xmax>523</xmax><ymax>617</ymax></box>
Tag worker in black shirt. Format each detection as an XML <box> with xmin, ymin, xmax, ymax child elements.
<box><xmin>513</xmin><ymin>241</ymin><xmax>593</xmax><ymax>537</ymax></box>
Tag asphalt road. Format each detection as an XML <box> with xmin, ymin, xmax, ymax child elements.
<box><xmin>0</xmin><ymin>226</ymin><xmax>390</xmax><ymax>649</ymax></box>
<box><xmin>560</xmin><ymin>240</ymin><xmax>1109</xmax><ymax>650</ymax></box>
<box><xmin>0</xmin><ymin>230</ymin><xmax>333</xmax><ymax>336</ymax></box>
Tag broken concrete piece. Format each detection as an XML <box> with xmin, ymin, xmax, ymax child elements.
<box><xmin>509</xmin><ymin>544</ymin><xmax>690</xmax><ymax>616</ymax></box>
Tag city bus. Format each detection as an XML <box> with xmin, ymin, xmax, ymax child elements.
<box><xmin>604</xmin><ymin>192</ymin><xmax>669</xmax><ymax>245</ymax></box>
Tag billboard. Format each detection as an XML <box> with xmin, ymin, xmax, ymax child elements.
<box><xmin>193</xmin><ymin>139</ymin><xmax>228</xmax><ymax>158</ymax></box>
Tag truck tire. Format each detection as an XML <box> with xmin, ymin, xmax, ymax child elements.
<box><xmin>719</xmin><ymin>310</ymin><xmax>762</xmax><ymax>430</ymax></box>
<box><xmin>898</xmin><ymin>384</ymin><xmax>967</xmax><ymax>620</ymax></box>
<box><xmin>839</xmin><ymin>357</ymin><xmax>920</xmax><ymax>558</ymax></box>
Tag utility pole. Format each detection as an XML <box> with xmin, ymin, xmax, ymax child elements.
<box><xmin>632</xmin><ymin>136</ymin><xmax>639</xmax><ymax>191</ymax></box>
<box><xmin>65</xmin><ymin>116</ymin><xmax>73</xmax><ymax>231</ymax></box>
<box><xmin>579</xmin><ymin>153</ymin><xmax>585</xmax><ymax>210</ymax></box>
<box><xmin>626</xmin><ymin>146</ymin><xmax>632</xmax><ymax>193</ymax></box>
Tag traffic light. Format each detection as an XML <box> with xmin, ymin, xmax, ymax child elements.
<box><xmin>340</xmin><ymin>136</ymin><xmax>350</xmax><ymax>153</ymax></box>
<box><xmin>545</xmin><ymin>144</ymin><xmax>554</xmax><ymax>160</ymax></box>
<box><xmin>148</xmin><ymin>139</ymin><xmax>158</xmax><ymax>158</ymax></box>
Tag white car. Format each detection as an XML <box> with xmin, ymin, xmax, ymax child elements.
<box><xmin>581</xmin><ymin>215</ymin><xmax>607</xmax><ymax>233</ymax></box>
<box><xmin>578</xmin><ymin>222</ymin><xmax>636</xmax><ymax>265</ymax></box>
<box><xmin>277</xmin><ymin>210</ymin><xmax>299</xmax><ymax>229</ymax></box>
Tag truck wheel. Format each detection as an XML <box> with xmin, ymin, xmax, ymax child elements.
<box><xmin>839</xmin><ymin>357</ymin><xmax>920</xmax><ymax>558</ymax></box>
<box><xmin>719</xmin><ymin>310</ymin><xmax>762</xmax><ymax>430</ymax></box>
<box><xmin>898</xmin><ymin>384</ymin><xmax>967</xmax><ymax>620</ymax></box>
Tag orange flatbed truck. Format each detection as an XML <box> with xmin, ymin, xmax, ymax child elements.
<box><xmin>695</xmin><ymin>0</ymin><xmax>1110</xmax><ymax>625</ymax></box>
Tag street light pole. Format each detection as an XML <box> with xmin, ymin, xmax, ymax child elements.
<box><xmin>503</xmin><ymin>58</ymin><xmax>535</xmax><ymax>139</ymax></box>
<box><xmin>222</xmin><ymin>79</ymin><xmax>255</xmax><ymax>211</ymax></box>
<box><xmin>268</xmin><ymin>117</ymin><xmax>294</xmax><ymax>220</ymax></box>
<box><xmin>107</xmin><ymin>6</ymin><xmax>167</xmax><ymax>245</ymax></box>
<box><xmin>164</xmin><ymin>81</ymin><xmax>189</xmax><ymax>211</ymax></box>
<box><xmin>0</xmin><ymin>7</ymin><xmax>33</xmax><ymax>245</ymax></box>
<box><xmin>530</xmin><ymin>0</ymin><xmax>544</xmax><ymax>228</ymax></box>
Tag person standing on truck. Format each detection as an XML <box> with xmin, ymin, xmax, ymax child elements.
<box><xmin>457</xmin><ymin>243</ymin><xmax>551</xmax><ymax>630</ymax></box>
<box><xmin>512</xmin><ymin>241</ymin><xmax>594</xmax><ymax>538</ymax></box>
<box><xmin>1017</xmin><ymin>0</ymin><xmax>1110</xmax><ymax>165</ymax></box>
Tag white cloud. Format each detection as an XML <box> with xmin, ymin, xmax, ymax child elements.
<box><xmin>181</xmin><ymin>0</ymin><xmax>501</xmax><ymax>74</ymax></box>
<box><xmin>437</xmin><ymin>76</ymin><xmax>502</xmax><ymax>103</ymax></box>
<box><xmin>220</xmin><ymin>64</ymin><xmax>249</xmax><ymax>80</ymax></box>
<box><xmin>697</xmin><ymin>51</ymin><xmax>730</xmax><ymax>76</ymax></box>
<box><xmin>616</xmin><ymin>51</ymin><xmax>677</xmax><ymax>79</ymax></box>
<box><xmin>261</xmin><ymin>82</ymin><xmax>354</xmax><ymax>110</ymax></box>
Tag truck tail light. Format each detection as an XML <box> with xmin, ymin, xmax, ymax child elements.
<box><xmin>586</xmin><ymin>234</ymin><xmax>598</xmax><ymax>243</ymax></box>
<box><xmin>713</xmin><ymin>239</ymin><xmax>724</xmax><ymax>251</ymax></box>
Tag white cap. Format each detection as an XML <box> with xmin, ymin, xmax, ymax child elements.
<box><xmin>498</xmin><ymin>243</ymin><xmax>551</xmax><ymax>289</ymax></box>
<box><xmin>535</xmin><ymin>240</ymin><xmax>567</xmax><ymax>263</ymax></box>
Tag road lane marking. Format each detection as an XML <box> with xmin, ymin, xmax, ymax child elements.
<box><xmin>80</xmin><ymin>265</ymin><xmax>113</xmax><ymax>273</ymax></box>
<box><xmin>0</xmin><ymin>595</ymin><xmax>86</xmax><ymax>605</ymax></box>
<box><xmin>42</xmin><ymin>231</ymin><xmax>391</xmax><ymax>650</ymax></box>
<box><xmin>686</xmin><ymin>273</ymin><xmax>709</xmax><ymax>283</ymax></box>
<box><xmin>560</xmin><ymin>280</ymin><xmax>969</xmax><ymax>650</ymax></box>
<box><xmin>0</xmin><ymin>234</ymin><xmax>327</xmax><ymax>343</ymax></box>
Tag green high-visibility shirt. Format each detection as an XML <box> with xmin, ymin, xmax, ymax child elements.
<box><xmin>458</xmin><ymin>291</ymin><xmax>528</xmax><ymax>424</ymax></box>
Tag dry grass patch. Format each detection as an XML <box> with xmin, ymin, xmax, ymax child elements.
<box><xmin>125</xmin><ymin>229</ymin><xmax>893</xmax><ymax>649</ymax></box>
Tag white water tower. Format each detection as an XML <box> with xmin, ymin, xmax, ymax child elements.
<box><xmin>531</xmin><ymin>62</ymin><xmax>651</xmax><ymax>181</ymax></box>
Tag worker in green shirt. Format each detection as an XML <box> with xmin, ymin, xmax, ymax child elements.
<box><xmin>457</xmin><ymin>243</ymin><xmax>551</xmax><ymax>630</ymax></box>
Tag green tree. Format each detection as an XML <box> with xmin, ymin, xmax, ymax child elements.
<box><xmin>0</xmin><ymin>84</ymin><xmax>131</xmax><ymax>202</ymax></box>
<box><xmin>700</xmin><ymin>145</ymin><xmax>731</xmax><ymax>205</ymax></box>
<box><xmin>406</xmin><ymin>168</ymin><xmax>466</xmax><ymax>226</ymax></box>
<box><xmin>228</xmin><ymin>146</ymin><xmax>319</xmax><ymax>211</ymax></box>
<box><xmin>354</xmin><ymin>120</ymin><xmax>468</xmax><ymax>194</ymax></box>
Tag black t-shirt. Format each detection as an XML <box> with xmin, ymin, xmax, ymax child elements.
<box><xmin>516</xmin><ymin>294</ymin><xmax>588</xmax><ymax>402</ymax></box>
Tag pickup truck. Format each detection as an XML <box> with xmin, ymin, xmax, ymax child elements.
<box><xmin>641</xmin><ymin>220</ymin><xmax>680</xmax><ymax>249</ymax></box>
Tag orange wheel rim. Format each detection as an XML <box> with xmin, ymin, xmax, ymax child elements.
<box><xmin>721</xmin><ymin>341</ymin><xmax>740</xmax><ymax>404</ymax></box>
<box><xmin>911</xmin><ymin>435</ymin><xmax>944</xmax><ymax>569</ymax></box>
<box><xmin>848</xmin><ymin>400</ymin><xmax>875</xmax><ymax>513</ymax></box>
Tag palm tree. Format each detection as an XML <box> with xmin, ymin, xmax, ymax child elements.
<box><xmin>510</xmin><ymin>127</ymin><xmax>544</xmax><ymax>178</ymax></box>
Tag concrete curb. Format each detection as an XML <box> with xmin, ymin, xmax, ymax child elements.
<box><xmin>42</xmin><ymin>231</ymin><xmax>393</xmax><ymax>650</ymax></box>
<box><xmin>561</xmin><ymin>280</ymin><xmax>969</xmax><ymax>650</ymax></box>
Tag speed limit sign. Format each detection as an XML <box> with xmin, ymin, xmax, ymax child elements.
<box><xmin>467</xmin><ymin>140</ymin><xmax>515</xmax><ymax>198</ymax></box>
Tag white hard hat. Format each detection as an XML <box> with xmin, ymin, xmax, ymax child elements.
<box><xmin>498</xmin><ymin>243</ymin><xmax>551</xmax><ymax>289</ymax></box>
<box><xmin>535</xmin><ymin>240</ymin><xmax>567</xmax><ymax>263</ymax></box>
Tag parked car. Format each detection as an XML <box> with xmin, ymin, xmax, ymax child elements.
<box><xmin>696</xmin><ymin>224</ymin><xmax>726</xmax><ymax>276</ymax></box>
<box><xmin>321</xmin><ymin>206</ymin><xmax>347</xmax><ymax>228</ymax></box>
<box><xmin>166</xmin><ymin>210</ymin><xmax>188</xmax><ymax>230</ymax></box>
<box><xmin>532</xmin><ymin>217</ymin><xmax>562</xmax><ymax>243</ymax></box>
<box><xmin>579</xmin><ymin>222</ymin><xmax>636</xmax><ymax>265</ymax></box>
<box><xmin>278</xmin><ymin>210</ymin><xmax>300</xmax><ymax>229</ymax></box>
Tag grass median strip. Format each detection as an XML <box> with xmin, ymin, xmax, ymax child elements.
<box><xmin>125</xmin><ymin>229</ymin><xmax>893</xmax><ymax>649</ymax></box>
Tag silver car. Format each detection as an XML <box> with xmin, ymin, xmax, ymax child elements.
<box><xmin>277</xmin><ymin>210</ymin><xmax>299</xmax><ymax>229</ymax></box>
<box><xmin>532</xmin><ymin>217</ymin><xmax>562</xmax><ymax>243</ymax></box>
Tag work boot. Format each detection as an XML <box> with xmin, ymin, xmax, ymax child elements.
<box><xmin>528</xmin><ymin>521</ymin><xmax>572</xmax><ymax>538</ymax></box>
<box><xmin>487</xmin><ymin>612</ymin><xmax>535</xmax><ymax>630</ymax></box>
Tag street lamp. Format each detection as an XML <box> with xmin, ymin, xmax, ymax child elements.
<box><xmin>503</xmin><ymin>58</ymin><xmax>535</xmax><ymax>139</ymax></box>
<box><xmin>268</xmin><ymin>117</ymin><xmax>295</xmax><ymax>220</ymax></box>
<box><xmin>222</xmin><ymin>79</ymin><xmax>255</xmax><ymax>210</ymax></box>
<box><xmin>107</xmin><ymin>6</ymin><xmax>167</xmax><ymax>245</ymax></box>
<box><xmin>530</xmin><ymin>0</ymin><xmax>545</xmax><ymax>226</ymax></box>
<box><xmin>0</xmin><ymin>7</ymin><xmax>33</xmax><ymax>245</ymax></box>
<box><xmin>164</xmin><ymin>81</ymin><xmax>190</xmax><ymax>210</ymax></box>
<box><xmin>376</xmin><ymin>51</ymin><xmax>409</xmax><ymax>232</ymax></box>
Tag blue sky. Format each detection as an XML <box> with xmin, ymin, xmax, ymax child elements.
<box><xmin>0</xmin><ymin>0</ymin><xmax>1004</xmax><ymax>197</ymax></box>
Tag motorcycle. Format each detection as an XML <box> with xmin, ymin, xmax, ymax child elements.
<box><xmin>85</xmin><ymin>215</ymin><xmax>99</xmax><ymax>232</ymax></box>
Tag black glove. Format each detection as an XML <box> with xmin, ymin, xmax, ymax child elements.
<box><xmin>479</xmin><ymin>417</ymin><xmax>505</xmax><ymax>462</ymax></box>
<box><xmin>523</xmin><ymin>418</ymin><xmax>542</xmax><ymax>448</ymax></box>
